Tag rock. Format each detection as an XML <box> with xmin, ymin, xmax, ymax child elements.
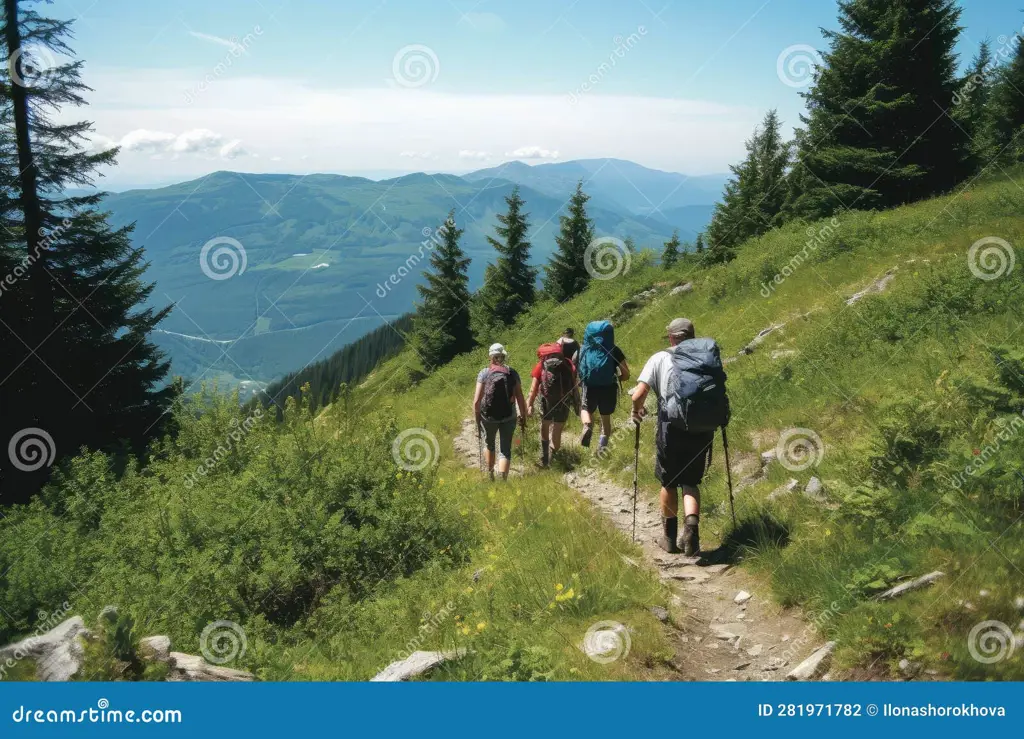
<box><xmin>736</xmin><ymin>613</ymin><xmax>746</xmax><ymax>620</ymax></box>
<box><xmin>371</xmin><ymin>650</ymin><xmax>466</xmax><ymax>682</ymax></box>
<box><xmin>786</xmin><ymin>642</ymin><xmax>836</xmax><ymax>681</ymax></box>
<box><xmin>734</xmin><ymin>590</ymin><xmax>752</xmax><ymax>605</ymax></box>
<box><xmin>663</xmin><ymin>566</ymin><xmax>712</xmax><ymax>584</ymax></box>
<box><xmin>711</xmin><ymin>623</ymin><xmax>746</xmax><ymax>641</ymax></box>
<box><xmin>781</xmin><ymin>635</ymin><xmax>790</xmax><ymax>642</ymax></box>
<box><xmin>765</xmin><ymin>657</ymin><xmax>788</xmax><ymax>671</ymax></box>
<box><xmin>733</xmin><ymin>662</ymin><xmax>751</xmax><ymax>670</ymax></box>
<box><xmin>846</xmin><ymin>268</ymin><xmax>897</xmax><ymax>306</ymax></box>
<box><xmin>978</xmin><ymin>589</ymin><xmax>991</xmax><ymax>598</ymax></box>
<box><xmin>650</xmin><ymin>606</ymin><xmax>670</xmax><ymax>623</ymax></box>
<box><xmin>139</xmin><ymin>635</ymin><xmax>172</xmax><ymax>663</ymax></box>
<box><xmin>670</xmin><ymin>282</ymin><xmax>693</xmax><ymax>296</ymax></box>
<box><xmin>768</xmin><ymin>479</ymin><xmax>800</xmax><ymax>501</ymax></box>
<box><xmin>1014</xmin><ymin>596</ymin><xmax>1024</xmax><ymax>611</ymax></box>
<box><xmin>746</xmin><ymin>644</ymin><xmax>763</xmax><ymax>657</ymax></box>
<box><xmin>741</xmin><ymin>323</ymin><xmax>785</xmax><ymax>355</ymax></box>
<box><xmin>876</xmin><ymin>571</ymin><xmax>945</xmax><ymax>600</ymax></box>
<box><xmin>620</xmin><ymin>300</ymin><xmax>639</xmax><ymax>311</ymax></box>
<box><xmin>168</xmin><ymin>652</ymin><xmax>256</xmax><ymax>682</ymax></box>
<box><xmin>898</xmin><ymin>658</ymin><xmax>920</xmax><ymax>678</ymax></box>
<box><xmin>472</xmin><ymin>569</ymin><xmax>484</xmax><ymax>582</ymax></box>
<box><xmin>0</xmin><ymin>616</ymin><xmax>90</xmax><ymax>682</ymax></box>
<box><xmin>803</xmin><ymin>477</ymin><xmax>826</xmax><ymax>502</ymax></box>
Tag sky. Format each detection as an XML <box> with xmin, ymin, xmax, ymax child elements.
<box><xmin>37</xmin><ymin>0</ymin><xmax>1024</xmax><ymax>188</ymax></box>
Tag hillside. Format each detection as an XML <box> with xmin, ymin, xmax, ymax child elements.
<box><xmin>101</xmin><ymin>161</ymin><xmax>719</xmax><ymax>385</ymax></box>
<box><xmin>4</xmin><ymin>173</ymin><xmax>1021</xmax><ymax>682</ymax></box>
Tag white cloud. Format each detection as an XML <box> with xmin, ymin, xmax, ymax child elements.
<box><xmin>71</xmin><ymin>67</ymin><xmax>758</xmax><ymax>184</ymax></box>
<box><xmin>458</xmin><ymin>150</ymin><xmax>491</xmax><ymax>161</ymax></box>
<box><xmin>189</xmin><ymin>31</ymin><xmax>245</xmax><ymax>54</ymax></box>
<box><xmin>458</xmin><ymin>12</ymin><xmax>506</xmax><ymax>33</ymax></box>
<box><xmin>505</xmin><ymin>146</ymin><xmax>559</xmax><ymax>160</ymax></box>
<box><xmin>92</xmin><ymin>126</ymin><xmax>250</xmax><ymax>161</ymax></box>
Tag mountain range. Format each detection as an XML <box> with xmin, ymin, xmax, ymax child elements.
<box><xmin>98</xmin><ymin>159</ymin><xmax>726</xmax><ymax>386</ymax></box>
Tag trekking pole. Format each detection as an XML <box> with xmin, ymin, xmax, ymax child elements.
<box><xmin>632</xmin><ymin>420</ymin><xmax>640</xmax><ymax>543</ymax></box>
<box><xmin>722</xmin><ymin>426</ymin><xmax>737</xmax><ymax>530</ymax></box>
<box><xmin>477</xmin><ymin>418</ymin><xmax>484</xmax><ymax>474</ymax></box>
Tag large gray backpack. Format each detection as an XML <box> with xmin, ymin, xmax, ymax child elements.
<box><xmin>662</xmin><ymin>338</ymin><xmax>730</xmax><ymax>432</ymax></box>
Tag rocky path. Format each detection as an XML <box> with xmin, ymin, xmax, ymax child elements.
<box><xmin>453</xmin><ymin>417</ymin><xmax>829</xmax><ymax>682</ymax></box>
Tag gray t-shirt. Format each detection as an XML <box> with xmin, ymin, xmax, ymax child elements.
<box><xmin>637</xmin><ymin>350</ymin><xmax>674</xmax><ymax>402</ymax></box>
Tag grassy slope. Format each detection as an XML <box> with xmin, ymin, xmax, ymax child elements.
<box><xmin>354</xmin><ymin>170</ymin><xmax>1024</xmax><ymax>679</ymax></box>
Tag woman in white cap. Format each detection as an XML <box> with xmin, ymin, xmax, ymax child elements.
<box><xmin>473</xmin><ymin>343</ymin><xmax>528</xmax><ymax>481</ymax></box>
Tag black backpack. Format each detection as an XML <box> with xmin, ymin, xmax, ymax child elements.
<box><xmin>538</xmin><ymin>343</ymin><xmax>574</xmax><ymax>410</ymax></box>
<box><xmin>481</xmin><ymin>365</ymin><xmax>515</xmax><ymax>421</ymax></box>
<box><xmin>662</xmin><ymin>338</ymin><xmax>730</xmax><ymax>432</ymax></box>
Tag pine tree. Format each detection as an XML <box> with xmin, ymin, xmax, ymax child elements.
<box><xmin>1</xmin><ymin>0</ymin><xmax>172</xmax><ymax>503</ymax></box>
<box><xmin>413</xmin><ymin>210</ymin><xmax>474</xmax><ymax>368</ymax></box>
<box><xmin>662</xmin><ymin>229</ymin><xmax>681</xmax><ymax>269</ymax></box>
<box><xmin>694</xmin><ymin>233</ymin><xmax>705</xmax><ymax>254</ymax></box>
<box><xmin>787</xmin><ymin>0</ymin><xmax>971</xmax><ymax>220</ymax></box>
<box><xmin>542</xmin><ymin>180</ymin><xmax>594</xmax><ymax>302</ymax></box>
<box><xmin>988</xmin><ymin>35</ymin><xmax>1024</xmax><ymax>164</ymax></box>
<box><xmin>705</xmin><ymin>110</ymin><xmax>790</xmax><ymax>254</ymax></box>
<box><xmin>471</xmin><ymin>186</ymin><xmax>537</xmax><ymax>339</ymax></box>
<box><xmin>953</xmin><ymin>39</ymin><xmax>998</xmax><ymax>165</ymax></box>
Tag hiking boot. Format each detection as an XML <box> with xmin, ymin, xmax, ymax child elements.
<box><xmin>658</xmin><ymin>517</ymin><xmax>680</xmax><ymax>554</ymax></box>
<box><xmin>580</xmin><ymin>424</ymin><xmax>593</xmax><ymax>448</ymax></box>
<box><xmin>598</xmin><ymin>435</ymin><xmax>609</xmax><ymax>451</ymax></box>
<box><xmin>679</xmin><ymin>515</ymin><xmax>700</xmax><ymax>556</ymax></box>
<box><xmin>541</xmin><ymin>440</ymin><xmax>550</xmax><ymax>467</ymax></box>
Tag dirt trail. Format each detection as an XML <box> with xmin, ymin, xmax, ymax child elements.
<box><xmin>453</xmin><ymin>417</ymin><xmax>822</xmax><ymax>682</ymax></box>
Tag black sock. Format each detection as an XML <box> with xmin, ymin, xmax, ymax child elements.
<box><xmin>663</xmin><ymin>516</ymin><xmax>678</xmax><ymax>540</ymax></box>
<box><xmin>684</xmin><ymin>514</ymin><xmax>699</xmax><ymax>527</ymax></box>
<box><xmin>542</xmin><ymin>440</ymin><xmax>550</xmax><ymax>462</ymax></box>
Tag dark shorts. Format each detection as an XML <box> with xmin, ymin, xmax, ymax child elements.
<box><xmin>481</xmin><ymin>418</ymin><xmax>517</xmax><ymax>460</ymax></box>
<box><xmin>655</xmin><ymin>419</ymin><xmax>714</xmax><ymax>489</ymax></box>
<box><xmin>540</xmin><ymin>396</ymin><xmax>571</xmax><ymax>423</ymax></box>
<box><xmin>581</xmin><ymin>384</ymin><xmax>618</xmax><ymax>416</ymax></box>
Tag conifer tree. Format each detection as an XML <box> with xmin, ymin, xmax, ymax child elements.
<box><xmin>988</xmin><ymin>35</ymin><xmax>1024</xmax><ymax>164</ymax></box>
<box><xmin>471</xmin><ymin>186</ymin><xmax>537</xmax><ymax>339</ymax></box>
<box><xmin>413</xmin><ymin>210</ymin><xmax>473</xmax><ymax>368</ymax></box>
<box><xmin>661</xmin><ymin>229</ymin><xmax>681</xmax><ymax>269</ymax></box>
<box><xmin>542</xmin><ymin>180</ymin><xmax>594</xmax><ymax>302</ymax></box>
<box><xmin>694</xmin><ymin>232</ymin><xmax>705</xmax><ymax>254</ymax></box>
<box><xmin>1</xmin><ymin>0</ymin><xmax>172</xmax><ymax>503</ymax></box>
<box><xmin>787</xmin><ymin>0</ymin><xmax>971</xmax><ymax>219</ymax></box>
<box><xmin>953</xmin><ymin>39</ymin><xmax>998</xmax><ymax>165</ymax></box>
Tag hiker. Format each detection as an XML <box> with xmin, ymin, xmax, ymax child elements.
<box><xmin>631</xmin><ymin>318</ymin><xmax>729</xmax><ymax>556</ymax></box>
<box><xmin>473</xmin><ymin>343</ymin><xmax>528</xmax><ymax>481</ymax></box>
<box><xmin>574</xmin><ymin>320</ymin><xmax>629</xmax><ymax>452</ymax></box>
<box><xmin>557</xmin><ymin>327</ymin><xmax>580</xmax><ymax>361</ymax></box>
<box><xmin>526</xmin><ymin>341</ymin><xmax>579</xmax><ymax>467</ymax></box>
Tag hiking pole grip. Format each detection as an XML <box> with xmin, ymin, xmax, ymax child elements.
<box><xmin>722</xmin><ymin>426</ymin><xmax>737</xmax><ymax>530</ymax></box>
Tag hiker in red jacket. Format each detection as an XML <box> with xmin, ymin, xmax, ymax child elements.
<box><xmin>526</xmin><ymin>342</ymin><xmax>579</xmax><ymax>467</ymax></box>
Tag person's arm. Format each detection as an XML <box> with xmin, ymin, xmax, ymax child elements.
<box><xmin>631</xmin><ymin>382</ymin><xmax>650</xmax><ymax>423</ymax></box>
<box><xmin>515</xmin><ymin>380</ymin><xmax>528</xmax><ymax>427</ymax></box>
<box><xmin>526</xmin><ymin>377</ymin><xmax>539</xmax><ymax>416</ymax></box>
<box><xmin>473</xmin><ymin>381</ymin><xmax>484</xmax><ymax>426</ymax></box>
<box><xmin>617</xmin><ymin>359</ymin><xmax>631</xmax><ymax>383</ymax></box>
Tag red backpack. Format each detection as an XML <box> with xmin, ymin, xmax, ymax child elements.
<box><xmin>537</xmin><ymin>343</ymin><xmax>574</xmax><ymax>410</ymax></box>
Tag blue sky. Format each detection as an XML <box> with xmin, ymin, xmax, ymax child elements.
<box><xmin>45</xmin><ymin>0</ymin><xmax>1024</xmax><ymax>187</ymax></box>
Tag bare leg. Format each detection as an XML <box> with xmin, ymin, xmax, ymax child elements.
<box><xmin>497</xmin><ymin>456</ymin><xmax>510</xmax><ymax>480</ymax></box>
<box><xmin>485</xmin><ymin>449</ymin><xmax>495</xmax><ymax>473</ymax></box>
<box><xmin>540</xmin><ymin>420</ymin><xmax>551</xmax><ymax>443</ymax></box>
<box><xmin>580</xmin><ymin>408</ymin><xmax>593</xmax><ymax>426</ymax></box>
<box><xmin>660</xmin><ymin>487</ymin><xmax>678</xmax><ymax>518</ymax></box>
<box><xmin>681</xmin><ymin>484</ymin><xmax>700</xmax><ymax>517</ymax></box>
<box><xmin>551</xmin><ymin>422</ymin><xmax>564</xmax><ymax>451</ymax></box>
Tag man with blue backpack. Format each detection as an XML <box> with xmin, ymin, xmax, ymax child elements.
<box><xmin>631</xmin><ymin>318</ymin><xmax>730</xmax><ymax>555</ymax></box>
<box><xmin>574</xmin><ymin>320</ymin><xmax>630</xmax><ymax>452</ymax></box>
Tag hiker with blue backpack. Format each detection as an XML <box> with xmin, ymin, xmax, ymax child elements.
<box><xmin>473</xmin><ymin>343</ymin><xmax>528</xmax><ymax>481</ymax></box>
<box><xmin>631</xmin><ymin>318</ymin><xmax>730</xmax><ymax>555</ymax></box>
<box><xmin>574</xmin><ymin>320</ymin><xmax>630</xmax><ymax>452</ymax></box>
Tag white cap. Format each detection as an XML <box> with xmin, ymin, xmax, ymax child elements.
<box><xmin>488</xmin><ymin>343</ymin><xmax>506</xmax><ymax>356</ymax></box>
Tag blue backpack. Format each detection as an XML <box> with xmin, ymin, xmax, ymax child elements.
<box><xmin>662</xmin><ymin>338</ymin><xmax>730</xmax><ymax>432</ymax></box>
<box><xmin>577</xmin><ymin>320</ymin><xmax>618</xmax><ymax>387</ymax></box>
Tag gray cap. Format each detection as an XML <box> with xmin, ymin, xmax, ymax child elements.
<box><xmin>666</xmin><ymin>318</ymin><xmax>695</xmax><ymax>339</ymax></box>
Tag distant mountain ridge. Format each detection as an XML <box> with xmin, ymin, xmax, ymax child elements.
<box><xmin>98</xmin><ymin>159</ymin><xmax>724</xmax><ymax>385</ymax></box>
